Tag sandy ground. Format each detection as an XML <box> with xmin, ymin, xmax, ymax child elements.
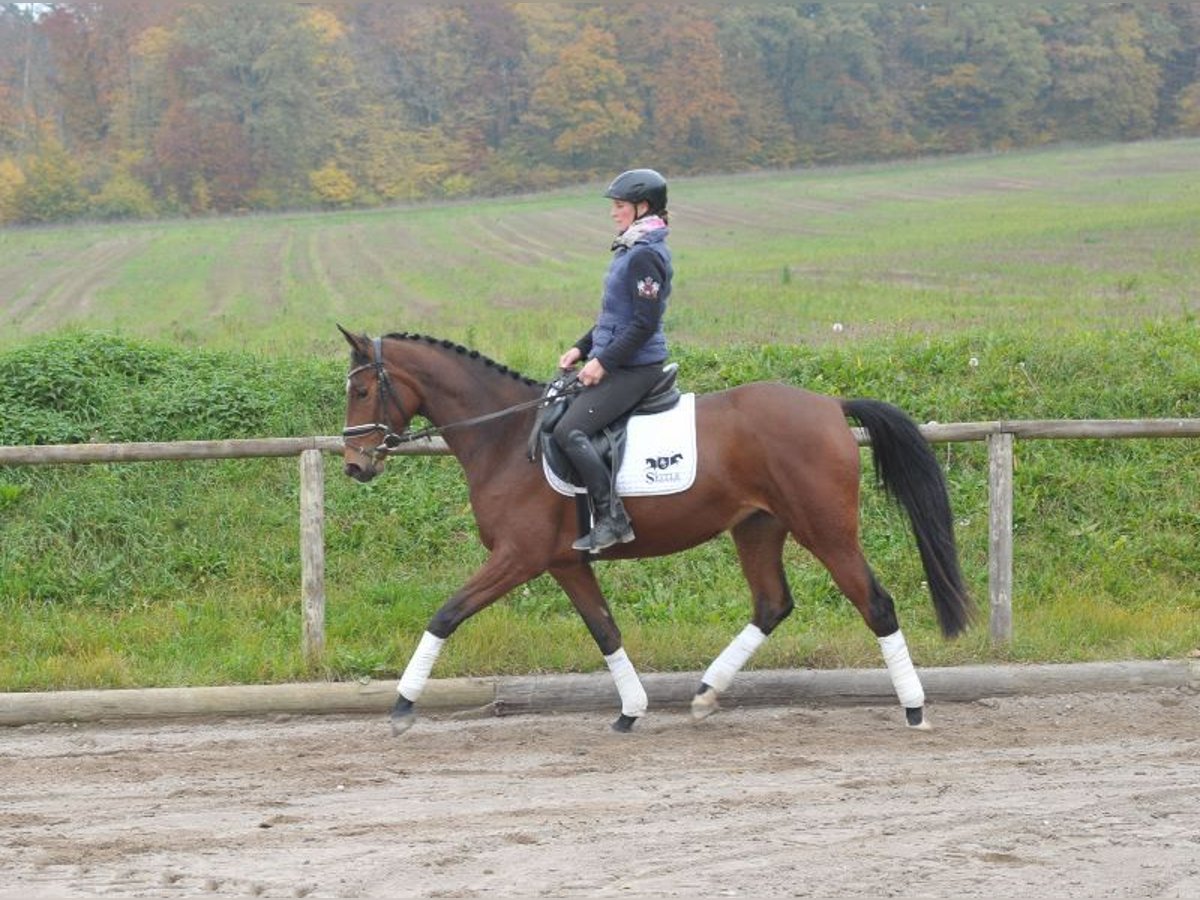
<box><xmin>1</xmin><ymin>687</ymin><xmax>1197</xmax><ymax>899</ymax></box>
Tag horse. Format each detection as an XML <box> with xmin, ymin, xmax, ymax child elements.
<box><xmin>338</xmin><ymin>326</ymin><xmax>974</xmax><ymax>735</ymax></box>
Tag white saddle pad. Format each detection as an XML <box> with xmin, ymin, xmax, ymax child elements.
<box><xmin>543</xmin><ymin>393</ymin><xmax>697</xmax><ymax>497</ymax></box>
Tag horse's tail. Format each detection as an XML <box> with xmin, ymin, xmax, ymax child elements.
<box><xmin>842</xmin><ymin>398</ymin><xmax>975</xmax><ymax>638</ymax></box>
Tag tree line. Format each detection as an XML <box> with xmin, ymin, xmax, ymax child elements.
<box><xmin>1</xmin><ymin>1</ymin><xmax>1197</xmax><ymax>224</ymax></box>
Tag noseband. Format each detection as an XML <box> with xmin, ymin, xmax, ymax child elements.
<box><xmin>342</xmin><ymin>336</ymin><xmax>412</xmax><ymax>459</ymax></box>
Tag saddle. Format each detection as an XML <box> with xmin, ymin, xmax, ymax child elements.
<box><xmin>528</xmin><ymin>363</ymin><xmax>682</xmax><ymax>489</ymax></box>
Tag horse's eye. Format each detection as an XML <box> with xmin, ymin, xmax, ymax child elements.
<box><xmin>355</xmin><ymin>386</ymin><xmax>369</xmax><ymax>400</ymax></box>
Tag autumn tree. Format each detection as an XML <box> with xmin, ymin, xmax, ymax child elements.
<box><xmin>790</xmin><ymin>5</ymin><xmax>908</xmax><ymax>162</ymax></box>
<box><xmin>520</xmin><ymin>24</ymin><xmax>641</xmax><ymax>171</ymax></box>
<box><xmin>160</xmin><ymin>2</ymin><xmax>328</xmax><ymax>208</ymax></box>
<box><xmin>0</xmin><ymin>155</ymin><xmax>23</xmax><ymax>222</ymax></box>
<box><xmin>1156</xmin><ymin>2</ymin><xmax>1200</xmax><ymax>134</ymax></box>
<box><xmin>1039</xmin><ymin>4</ymin><xmax>1165</xmax><ymax>141</ymax></box>
<box><xmin>624</xmin><ymin>9</ymin><xmax>741</xmax><ymax>171</ymax></box>
<box><xmin>341</xmin><ymin>4</ymin><xmax>500</xmax><ymax>198</ymax></box>
<box><xmin>309</xmin><ymin>160</ymin><xmax>357</xmax><ymax>207</ymax></box>
<box><xmin>1175</xmin><ymin>81</ymin><xmax>1200</xmax><ymax>133</ymax></box>
<box><xmin>14</xmin><ymin>136</ymin><xmax>86</xmax><ymax>222</ymax></box>
<box><xmin>900</xmin><ymin>4</ymin><xmax>1050</xmax><ymax>151</ymax></box>
<box><xmin>0</xmin><ymin>4</ymin><xmax>47</xmax><ymax>157</ymax></box>
<box><xmin>712</xmin><ymin>7</ymin><xmax>802</xmax><ymax>169</ymax></box>
<box><xmin>39</xmin><ymin>6</ymin><xmax>109</xmax><ymax>150</ymax></box>
<box><xmin>91</xmin><ymin>166</ymin><xmax>156</xmax><ymax>219</ymax></box>
<box><xmin>105</xmin><ymin>2</ymin><xmax>176</xmax><ymax>163</ymax></box>
<box><xmin>305</xmin><ymin>6</ymin><xmax>361</xmax><ymax>168</ymax></box>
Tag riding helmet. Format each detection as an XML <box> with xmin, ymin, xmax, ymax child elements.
<box><xmin>604</xmin><ymin>168</ymin><xmax>667</xmax><ymax>215</ymax></box>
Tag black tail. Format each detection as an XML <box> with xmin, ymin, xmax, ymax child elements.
<box><xmin>843</xmin><ymin>398</ymin><xmax>975</xmax><ymax>638</ymax></box>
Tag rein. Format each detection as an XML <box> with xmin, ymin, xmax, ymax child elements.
<box><xmin>342</xmin><ymin>336</ymin><xmax>581</xmax><ymax>457</ymax></box>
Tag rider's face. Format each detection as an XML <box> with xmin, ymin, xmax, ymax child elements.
<box><xmin>610</xmin><ymin>199</ymin><xmax>645</xmax><ymax>233</ymax></box>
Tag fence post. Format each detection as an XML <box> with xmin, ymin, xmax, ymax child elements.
<box><xmin>299</xmin><ymin>449</ymin><xmax>326</xmax><ymax>664</ymax></box>
<box><xmin>987</xmin><ymin>431</ymin><xmax>1014</xmax><ymax>643</ymax></box>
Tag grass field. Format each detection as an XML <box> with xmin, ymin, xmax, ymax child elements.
<box><xmin>1</xmin><ymin>139</ymin><xmax>1198</xmax><ymax>691</ymax></box>
<box><xmin>2</xmin><ymin>139</ymin><xmax>1196</xmax><ymax>362</ymax></box>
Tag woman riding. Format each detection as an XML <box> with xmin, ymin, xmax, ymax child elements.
<box><xmin>554</xmin><ymin>168</ymin><xmax>674</xmax><ymax>553</ymax></box>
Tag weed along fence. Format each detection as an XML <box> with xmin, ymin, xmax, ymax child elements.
<box><xmin>1</xmin><ymin>420</ymin><xmax>1197</xmax><ymax>659</ymax></box>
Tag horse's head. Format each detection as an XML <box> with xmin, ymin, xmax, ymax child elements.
<box><xmin>339</xmin><ymin>326</ymin><xmax>417</xmax><ymax>483</ymax></box>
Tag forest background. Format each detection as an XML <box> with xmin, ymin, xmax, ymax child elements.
<box><xmin>2</xmin><ymin>1</ymin><xmax>1200</xmax><ymax>224</ymax></box>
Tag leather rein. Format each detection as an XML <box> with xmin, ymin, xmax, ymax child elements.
<box><xmin>342</xmin><ymin>336</ymin><xmax>581</xmax><ymax>459</ymax></box>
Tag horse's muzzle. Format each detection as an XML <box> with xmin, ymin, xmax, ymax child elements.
<box><xmin>343</xmin><ymin>447</ymin><xmax>384</xmax><ymax>482</ymax></box>
<box><xmin>343</xmin><ymin>461</ymin><xmax>376</xmax><ymax>483</ymax></box>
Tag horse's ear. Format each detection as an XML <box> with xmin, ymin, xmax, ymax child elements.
<box><xmin>337</xmin><ymin>323</ymin><xmax>365</xmax><ymax>352</ymax></box>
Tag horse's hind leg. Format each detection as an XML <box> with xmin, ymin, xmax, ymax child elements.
<box><xmin>692</xmin><ymin>512</ymin><xmax>793</xmax><ymax>721</ymax></box>
<box><xmin>809</xmin><ymin>540</ymin><xmax>932</xmax><ymax>731</ymax></box>
<box><xmin>865</xmin><ymin>569</ymin><xmax>930</xmax><ymax>730</ymax></box>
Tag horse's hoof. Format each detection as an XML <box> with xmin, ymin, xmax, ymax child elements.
<box><xmin>611</xmin><ymin>713</ymin><xmax>638</xmax><ymax>733</ymax></box>
<box><xmin>390</xmin><ymin>696</ymin><xmax>416</xmax><ymax>737</ymax></box>
<box><xmin>691</xmin><ymin>684</ymin><xmax>720</xmax><ymax>721</ymax></box>
<box><xmin>905</xmin><ymin>706</ymin><xmax>932</xmax><ymax>731</ymax></box>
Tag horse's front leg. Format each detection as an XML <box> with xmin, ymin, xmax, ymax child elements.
<box><xmin>391</xmin><ymin>552</ymin><xmax>533</xmax><ymax>736</ymax></box>
<box><xmin>551</xmin><ymin>562</ymin><xmax>647</xmax><ymax>732</ymax></box>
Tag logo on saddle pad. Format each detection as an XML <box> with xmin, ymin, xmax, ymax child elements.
<box><xmin>543</xmin><ymin>394</ymin><xmax>697</xmax><ymax>498</ymax></box>
<box><xmin>645</xmin><ymin>453</ymin><xmax>686</xmax><ymax>484</ymax></box>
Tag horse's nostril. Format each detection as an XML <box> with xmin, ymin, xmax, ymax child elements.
<box><xmin>344</xmin><ymin>462</ymin><xmax>377</xmax><ymax>483</ymax></box>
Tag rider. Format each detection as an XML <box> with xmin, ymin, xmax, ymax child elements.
<box><xmin>554</xmin><ymin>168</ymin><xmax>674</xmax><ymax>553</ymax></box>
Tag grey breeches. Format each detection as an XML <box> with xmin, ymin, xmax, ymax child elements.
<box><xmin>551</xmin><ymin>363</ymin><xmax>666</xmax><ymax>447</ymax></box>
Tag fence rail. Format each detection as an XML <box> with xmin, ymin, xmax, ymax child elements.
<box><xmin>3</xmin><ymin>418</ymin><xmax>1198</xmax><ymax>658</ymax></box>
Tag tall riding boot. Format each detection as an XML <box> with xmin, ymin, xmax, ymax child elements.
<box><xmin>562</xmin><ymin>429</ymin><xmax>634</xmax><ymax>553</ymax></box>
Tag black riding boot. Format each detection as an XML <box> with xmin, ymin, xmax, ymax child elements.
<box><xmin>562</xmin><ymin>429</ymin><xmax>634</xmax><ymax>553</ymax></box>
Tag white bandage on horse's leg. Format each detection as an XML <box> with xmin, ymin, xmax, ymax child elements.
<box><xmin>878</xmin><ymin>629</ymin><xmax>925</xmax><ymax>709</ymax></box>
<box><xmin>397</xmin><ymin>631</ymin><xmax>445</xmax><ymax>702</ymax></box>
<box><xmin>702</xmin><ymin>624</ymin><xmax>766</xmax><ymax>693</ymax></box>
<box><xmin>605</xmin><ymin>647</ymin><xmax>648</xmax><ymax>718</ymax></box>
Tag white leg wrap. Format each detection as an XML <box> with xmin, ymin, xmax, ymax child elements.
<box><xmin>605</xmin><ymin>647</ymin><xmax>648</xmax><ymax>718</ymax></box>
<box><xmin>878</xmin><ymin>629</ymin><xmax>925</xmax><ymax>708</ymax></box>
<box><xmin>702</xmin><ymin>624</ymin><xmax>766</xmax><ymax>693</ymax></box>
<box><xmin>397</xmin><ymin>631</ymin><xmax>445</xmax><ymax>702</ymax></box>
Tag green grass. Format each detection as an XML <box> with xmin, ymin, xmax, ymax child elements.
<box><xmin>1</xmin><ymin>139</ymin><xmax>1199</xmax><ymax>691</ymax></box>
<box><xmin>2</xmin><ymin>139</ymin><xmax>1196</xmax><ymax>357</ymax></box>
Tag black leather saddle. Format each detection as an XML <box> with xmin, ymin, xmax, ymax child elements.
<box><xmin>529</xmin><ymin>363</ymin><xmax>681</xmax><ymax>489</ymax></box>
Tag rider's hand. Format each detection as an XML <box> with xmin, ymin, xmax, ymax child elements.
<box><xmin>558</xmin><ymin>347</ymin><xmax>583</xmax><ymax>370</ymax></box>
<box><xmin>579</xmin><ymin>358</ymin><xmax>607</xmax><ymax>386</ymax></box>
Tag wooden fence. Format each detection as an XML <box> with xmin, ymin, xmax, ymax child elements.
<box><xmin>2</xmin><ymin>419</ymin><xmax>1197</xmax><ymax>660</ymax></box>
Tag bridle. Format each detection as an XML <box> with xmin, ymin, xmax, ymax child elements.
<box><xmin>342</xmin><ymin>336</ymin><xmax>415</xmax><ymax>458</ymax></box>
<box><xmin>342</xmin><ymin>336</ymin><xmax>583</xmax><ymax>460</ymax></box>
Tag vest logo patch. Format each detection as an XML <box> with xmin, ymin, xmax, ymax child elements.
<box><xmin>636</xmin><ymin>276</ymin><xmax>661</xmax><ymax>300</ymax></box>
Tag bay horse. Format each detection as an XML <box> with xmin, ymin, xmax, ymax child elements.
<box><xmin>338</xmin><ymin>327</ymin><xmax>974</xmax><ymax>735</ymax></box>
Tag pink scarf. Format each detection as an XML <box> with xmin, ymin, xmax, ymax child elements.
<box><xmin>612</xmin><ymin>215</ymin><xmax>668</xmax><ymax>251</ymax></box>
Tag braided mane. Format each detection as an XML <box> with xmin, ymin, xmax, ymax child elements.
<box><xmin>383</xmin><ymin>332</ymin><xmax>542</xmax><ymax>387</ymax></box>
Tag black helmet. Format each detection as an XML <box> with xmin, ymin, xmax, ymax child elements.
<box><xmin>604</xmin><ymin>168</ymin><xmax>667</xmax><ymax>215</ymax></box>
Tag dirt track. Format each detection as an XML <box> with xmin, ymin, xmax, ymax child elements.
<box><xmin>2</xmin><ymin>687</ymin><xmax>1197</xmax><ymax>899</ymax></box>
